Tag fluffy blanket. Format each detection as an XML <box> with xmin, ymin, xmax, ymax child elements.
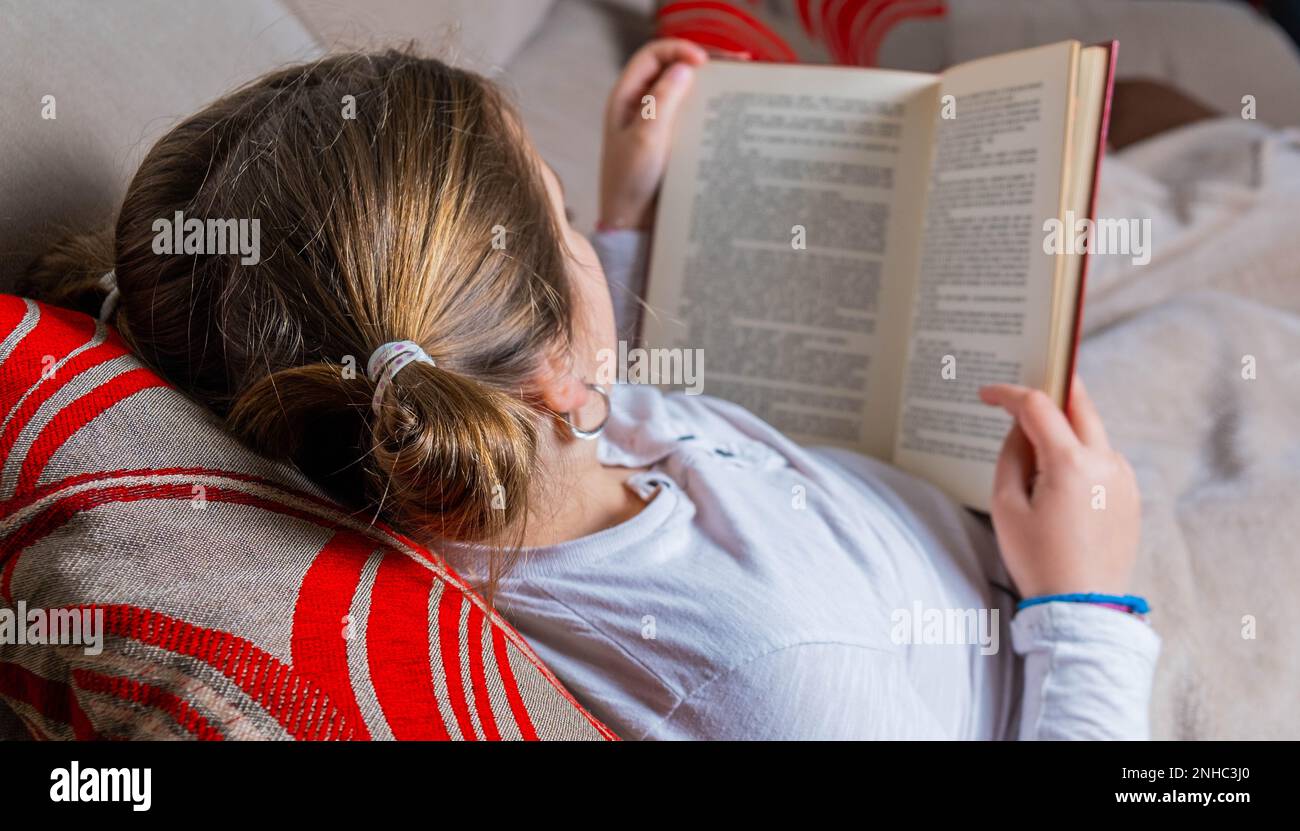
<box><xmin>1079</xmin><ymin>118</ymin><xmax>1300</xmax><ymax>738</ymax></box>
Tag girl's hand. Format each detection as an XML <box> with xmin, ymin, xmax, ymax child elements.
<box><xmin>598</xmin><ymin>39</ymin><xmax>708</xmax><ymax>231</ymax></box>
<box><xmin>979</xmin><ymin>377</ymin><xmax>1141</xmax><ymax>599</ymax></box>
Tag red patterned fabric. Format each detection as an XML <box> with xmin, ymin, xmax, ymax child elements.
<box><xmin>657</xmin><ymin>0</ymin><xmax>947</xmax><ymax>66</ymax></box>
<box><xmin>0</xmin><ymin>295</ymin><xmax>616</xmax><ymax>741</ymax></box>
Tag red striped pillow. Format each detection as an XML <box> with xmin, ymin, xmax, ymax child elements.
<box><xmin>0</xmin><ymin>295</ymin><xmax>615</xmax><ymax>741</ymax></box>
<box><xmin>656</xmin><ymin>0</ymin><xmax>947</xmax><ymax>67</ymax></box>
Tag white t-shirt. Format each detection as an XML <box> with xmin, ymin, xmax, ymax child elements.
<box><xmin>442</xmin><ymin>383</ymin><xmax>1159</xmax><ymax>740</ymax></box>
<box><xmin>444</xmin><ymin>231</ymin><xmax>1161</xmax><ymax>740</ymax></box>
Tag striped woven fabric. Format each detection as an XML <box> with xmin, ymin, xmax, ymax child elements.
<box><xmin>0</xmin><ymin>295</ymin><xmax>615</xmax><ymax>741</ymax></box>
<box><xmin>656</xmin><ymin>0</ymin><xmax>947</xmax><ymax>66</ymax></box>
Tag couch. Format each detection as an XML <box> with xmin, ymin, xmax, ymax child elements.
<box><xmin>3</xmin><ymin>0</ymin><xmax>1298</xmax><ymax>740</ymax></box>
<box><xmin>6</xmin><ymin>0</ymin><xmax>1300</xmax><ymax>287</ymax></box>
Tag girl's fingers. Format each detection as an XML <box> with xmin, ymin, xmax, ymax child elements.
<box><xmin>609</xmin><ymin>39</ymin><xmax>708</xmax><ymax>118</ymax></box>
<box><xmin>979</xmin><ymin>383</ymin><xmax>1081</xmax><ymax>461</ymax></box>
<box><xmin>705</xmin><ymin>47</ymin><xmax>752</xmax><ymax>60</ymax></box>
<box><xmin>642</xmin><ymin>61</ymin><xmax>697</xmax><ymax>129</ymax></box>
<box><xmin>1066</xmin><ymin>376</ymin><xmax>1110</xmax><ymax>450</ymax></box>
<box><xmin>641</xmin><ymin>38</ymin><xmax>710</xmax><ymax>68</ymax></box>
<box><xmin>992</xmin><ymin>423</ymin><xmax>1034</xmax><ymax>509</ymax></box>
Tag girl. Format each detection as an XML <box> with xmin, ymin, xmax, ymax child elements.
<box><xmin>32</xmin><ymin>41</ymin><xmax>1157</xmax><ymax>740</ymax></box>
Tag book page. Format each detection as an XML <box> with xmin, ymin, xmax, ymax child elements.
<box><xmin>891</xmin><ymin>42</ymin><xmax>1078</xmax><ymax>510</ymax></box>
<box><xmin>1046</xmin><ymin>44</ymin><xmax>1111</xmax><ymax>404</ymax></box>
<box><xmin>642</xmin><ymin>61</ymin><xmax>940</xmax><ymax>458</ymax></box>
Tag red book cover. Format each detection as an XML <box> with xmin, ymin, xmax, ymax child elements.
<box><xmin>1062</xmin><ymin>40</ymin><xmax>1119</xmax><ymax>407</ymax></box>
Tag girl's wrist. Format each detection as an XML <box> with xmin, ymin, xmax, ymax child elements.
<box><xmin>595</xmin><ymin>218</ymin><xmax>651</xmax><ymax>233</ymax></box>
<box><xmin>596</xmin><ymin>196</ymin><xmax>656</xmax><ymax>232</ymax></box>
<box><xmin>1017</xmin><ymin>592</ymin><xmax>1151</xmax><ymax>617</ymax></box>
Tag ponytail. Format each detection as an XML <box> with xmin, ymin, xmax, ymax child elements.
<box><xmin>22</xmin><ymin>50</ymin><xmax>575</xmax><ymax>602</ymax></box>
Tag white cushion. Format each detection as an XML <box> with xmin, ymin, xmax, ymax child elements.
<box><xmin>0</xmin><ymin>0</ymin><xmax>320</xmax><ymax>286</ymax></box>
<box><xmin>284</xmin><ymin>0</ymin><xmax>557</xmax><ymax>73</ymax></box>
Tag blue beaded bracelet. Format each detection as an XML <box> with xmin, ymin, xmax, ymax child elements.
<box><xmin>1016</xmin><ymin>593</ymin><xmax>1150</xmax><ymax>615</ymax></box>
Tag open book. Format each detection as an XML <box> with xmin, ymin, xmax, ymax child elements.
<box><xmin>642</xmin><ymin>40</ymin><xmax>1116</xmax><ymax>511</ymax></box>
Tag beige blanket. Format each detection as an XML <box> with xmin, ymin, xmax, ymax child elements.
<box><xmin>1079</xmin><ymin>119</ymin><xmax>1300</xmax><ymax>738</ymax></box>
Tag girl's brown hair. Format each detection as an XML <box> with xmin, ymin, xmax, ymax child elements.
<box><xmin>25</xmin><ymin>50</ymin><xmax>574</xmax><ymax>588</ymax></box>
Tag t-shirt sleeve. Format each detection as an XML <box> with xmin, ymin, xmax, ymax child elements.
<box><xmin>589</xmin><ymin>228</ymin><xmax>649</xmax><ymax>340</ymax></box>
<box><xmin>1011</xmin><ymin>601</ymin><xmax>1161</xmax><ymax>740</ymax></box>
<box><xmin>641</xmin><ymin>642</ymin><xmax>952</xmax><ymax>740</ymax></box>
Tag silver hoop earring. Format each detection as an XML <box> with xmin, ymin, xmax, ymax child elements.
<box><xmin>564</xmin><ymin>383</ymin><xmax>610</xmax><ymax>440</ymax></box>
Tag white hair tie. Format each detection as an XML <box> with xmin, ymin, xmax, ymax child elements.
<box><xmin>367</xmin><ymin>340</ymin><xmax>435</xmax><ymax>416</ymax></box>
<box><xmin>98</xmin><ymin>270</ymin><xmax>120</xmax><ymax>323</ymax></box>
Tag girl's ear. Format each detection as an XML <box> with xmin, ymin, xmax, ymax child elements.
<box><xmin>533</xmin><ymin>350</ymin><xmax>589</xmax><ymax>417</ymax></box>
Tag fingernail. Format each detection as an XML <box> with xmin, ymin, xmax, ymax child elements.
<box><xmin>666</xmin><ymin>62</ymin><xmax>692</xmax><ymax>83</ymax></box>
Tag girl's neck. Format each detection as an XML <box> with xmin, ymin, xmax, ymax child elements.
<box><xmin>522</xmin><ymin>427</ymin><xmax>648</xmax><ymax>549</ymax></box>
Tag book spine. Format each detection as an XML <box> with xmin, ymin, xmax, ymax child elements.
<box><xmin>1063</xmin><ymin>40</ymin><xmax>1119</xmax><ymax>406</ymax></box>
